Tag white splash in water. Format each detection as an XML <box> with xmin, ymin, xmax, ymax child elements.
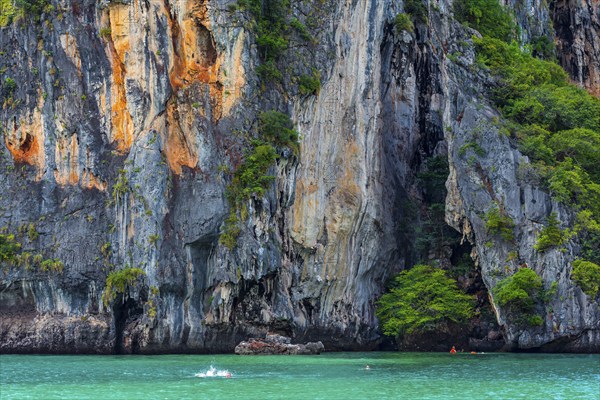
<box><xmin>195</xmin><ymin>365</ymin><xmax>231</xmax><ymax>378</ymax></box>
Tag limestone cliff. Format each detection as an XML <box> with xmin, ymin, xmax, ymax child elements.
<box><xmin>0</xmin><ymin>0</ymin><xmax>598</xmax><ymax>354</ymax></box>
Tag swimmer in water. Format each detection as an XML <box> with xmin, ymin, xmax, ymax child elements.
<box><xmin>365</xmin><ymin>365</ymin><xmax>371</xmax><ymax>370</ymax></box>
<box><xmin>226</xmin><ymin>372</ymin><xmax>232</xmax><ymax>378</ymax></box>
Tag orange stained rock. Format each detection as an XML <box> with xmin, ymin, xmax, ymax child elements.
<box><xmin>164</xmin><ymin>101</ymin><xmax>199</xmax><ymax>175</ymax></box>
<box><xmin>105</xmin><ymin>4</ymin><xmax>134</xmax><ymax>153</ymax></box>
<box><xmin>166</xmin><ymin>2</ymin><xmax>223</xmax><ymax>121</ymax></box>
<box><xmin>160</xmin><ymin>1</ymin><xmax>226</xmax><ymax>174</ymax></box>
<box><xmin>5</xmin><ymin>107</ymin><xmax>45</xmax><ymax>180</ymax></box>
<box><xmin>54</xmin><ymin>133</ymin><xmax>106</xmax><ymax>191</ymax></box>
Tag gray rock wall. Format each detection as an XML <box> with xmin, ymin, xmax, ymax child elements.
<box><xmin>1</xmin><ymin>0</ymin><xmax>598</xmax><ymax>353</ymax></box>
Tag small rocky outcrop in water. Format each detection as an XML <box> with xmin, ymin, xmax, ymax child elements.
<box><xmin>235</xmin><ymin>334</ymin><xmax>324</xmax><ymax>355</ymax></box>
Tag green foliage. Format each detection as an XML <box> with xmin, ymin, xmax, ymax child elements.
<box><xmin>458</xmin><ymin>141</ymin><xmax>485</xmax><ymax>157</ymax></box>
<box><xmin>102</xmin><ymin>267</ymin><xmax>146</xmax><ymax>307</ymax></box>
<box><xmin>548</xmin><ymin>129</ymin><xmax>600</xmax><ymax>182</ymax></box>
<box><xmin>219</xmin><ymin>210</ymin><xmax>242</xmax><ymax>249</ymax></box>
<box><xmin>571</xmin><ymin>260</ymin><xmax>600</xmax><ymax>297</ymax></box>
<box><xmin>376</xmin><ymin>265</ymin><xmax>475</xmax><ymax>336</ymax></box>
<box><xmin>235</xmin><ymin>0</ymin><xmax>305</xmax><ymax>83</ymax></box>
<box><xmin>0</xmin><ymin>0</ymin><xmax>50</xmax><ymax>26</ymax></box>
<box><xmin>474</xmin><ymin>35</ymin><xmax>600</xmax><ymax>262</ymax></box>
<box><xmin>27</xmin><ymin>223</ymin><xmax>38</xmax><ymax>241</ymax></box>
<box><xmin>0</xmin><ymin>234</ymin><xmax>20</xmax><ymax>263</ymax></box>
<box><xmin>416</xmin><ymin>156</ymin><xmax>449</xmax><ymax>204</ymax></box>
<box><xmin>404</xmin><ymin>0</ymin><xmax>428</xmax><ymax>25</ymax></box>
<box><xmin>112</xmin><ymin>170</ymin><xmax>129</xmax><ymax>201</ymax></box>
<box><xmin>230</xmin><ymin>144</ymin><xmax>278</xmax><ymax>201</ymax></box>
<box><xmin>0</xmin><ymin>0</ymin><xmax>21</xmax><ymax>26</ymax></box>
<box><xmin>530</xmin><ymin>35</ymin><xmax>556</xmax><ymax>60</ymax></box>
<box><xmin>474</xmin><ymin>37</ymin><xmax>568</xmax><ymax>105</ymax></box>
<box><xmin>453</xmin><ymin>0</ymin><xmax>516</xmax><ymax>42</ymax></box>
<box><xmin>39</xmin><ymin>258</ymin><xmax>64</xmax><ymax>273</ymax></box>
<box><xmin>256</xmin><ymin>60</ymin><xmax>282</xmax><ymax>82</ymax></box>
<box><xmin>548</xmin><ymin>159</ymin><xmax>600</xmax><ymax>217</ymax></box>
<box><xmin>259</xmin><ymin>111</ymin><xmax>299</xmax><ymax>151</ymax></box>
<box><xmin>99</xmin><ymin>27</ymin><xmax>112</xmax><ymax>38</ymax></box>
<box><xmin>290</xmin><ymin>17</ymin><xmax>312</xmax><ymax>42</ymax></box>
<box><xmin>534</xmin><ymin>213</ymin><xmax>565</xmax><ymax>252</ymax></box>
<box><xmin>220</xmin><ymin>143</ymin><xmax>277</xmax><ymax>248</ymax></box>
<box><xmin>298</xmin><ymin>69</ymin><xmax>321</xmax><ymax>96</ymax></box>
<box><xmin>494</xmin><ymin>268</ymin><xmax>543</xmax><ymax>325</ymax></box>
<box><xmin>3</xmin><ymin>77</ymin><xmax>16</xmax><ymax>100</ymax></box>
<box><xmin>220</xmin><ymin>110</ymin><xmax>300</xmax><ymax>248</ymax></box>
<box><xmin>148</xmin><ymin>234</ymin><xmax>159</xmax><ymax>246</ymax></box>
<box><xmin>506</xmin><ymin>86</ymin><xmax>600</xmax><ymax>132</ymax></box>
<box><xmin>485</xmin><ymin>206</ymin><xmax>515</xmax><ymax>241</ymax></box>
<box><xmin>0</xmin><ymin>232</ymin><xmax>63</xmax><ymax>273</ymax></box>
<box><xmin>394</xmin><ymin>13</ymin><xmax>413</xmax><ymax>33</ymax></box>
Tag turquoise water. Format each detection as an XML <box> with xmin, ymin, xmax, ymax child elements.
<box><xmin>1</xmin><ymin>352</ymin><xmax>599</xmax><ymax>399</ymax></box>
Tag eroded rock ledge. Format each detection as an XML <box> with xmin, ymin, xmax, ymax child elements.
<box><xmin>235</xmin><ymin>334</ymin><xmax>324</xmax><ymax>355</ymax></box>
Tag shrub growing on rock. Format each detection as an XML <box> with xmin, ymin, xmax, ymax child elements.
<box><xmin>102</xmin><ymin>267</ymin><xmax>146</xmax><ymax>307</ymax></box>
<box><xmin>376</xmin><ymin>265</ymin><xmax>475</xmax><ymax>337</ymax></box>
<box><xmin>534</xmin><ymin>213</ymin><xmax>565</xmax><ymax>252</ymax></box>
<box><xmin>0</xmin><ymin>234</ymin><xmax>20</xmax><ymax>263</ymax></box>
<box><xmin>454</xmin><ymin>0</ymin><xmax>516</xmax><ymax>42</ymax></box>
<box><xmin>572</xmin><ymin>260</ymin><xmax>600</xmax><ymax>297</ymax></box>
<box><xmin>485</xmin><ymin>206</ymin><xmax>515</xmax><ymax>242</ymax></box>
<box><xmin>394</xmin><ymin>13</ymin><xmax>413</xmax><ymax>33</ymax></box>
<box><xmin>494</xmin><ymin>268</ymin><xmax>544</xmax><ymax>326</ymax></box>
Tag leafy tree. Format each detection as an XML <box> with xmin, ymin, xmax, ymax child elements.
<box><xmin>102</xmin><ymin>267</ymin><xmax>146</xmax><ymax>307</ymax></box>
<box><xmin>474</xmin><ymin>32</ymin><xmax>600</xmax><ymax>264</ymax></box>
<box><xmin>259</xmin><ymin>111</ymin><xmax>299</xmax><ymax>149</ymax></box>
<box><xmin>485</xmin><ymin>206</ymin><xmax>515</xmax><ymax>241</ymax></box>
<box><xmin>0</xmin><ymin>234</ymin><xmax>21</xmax><ymax>263</ymax></box>
<box><xmin>404</xmin><ymin>0</ymin><xmax>428</xmax><ymax>24</ymax></box>
<box><xmin>376</xmin><ymin>265</ymin><xmax>475</xmax><ymax>336</ymax></box>
<box><xmin>494</xmin><ymin>268</ymin><xmax>544</xmax><ymax>326</ymax></box>
<box><xmin>454</xmin><ymin>0</ymin><xmax>516</xmax><ymax>42</ymax></box>
<box><xmin>572</xmin><ymin>260</ymin><xmax>600</xmax><ymax>297</ymax></box>
<box><xmin>298</xmin><ymin>69</ymin><xmax>321</xmax><ymax>96</ymax></box>
<box><xmin>394</xmin><ymin>13</ymin><xmax>413</xmax><ymax>33</ymax></box>
<box><xmin>548</xmin><ymin>128</ymin><xmax>600</xmax><ymax>182</ymax></box>
<box><xmin>534</xmin><ymin>213</ymin><xmax>565</xmax><ymax>252</ymax></box>
<box><xmin>230</xmin><ymin>143</ymin><xmax>278</xmax><ymax>201</ymax></box>
<box><xmin>548</xmin><ymin>159</ymin><xmax>600</xmax><ymax>217</ymax></box>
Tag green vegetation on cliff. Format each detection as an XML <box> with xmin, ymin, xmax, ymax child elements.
<box><xmin>459</xmin><ymin>0</ymin><xmax>600</xmax><ymax>266</ymax></box>
<box><xmin>571</xmin><ymin>260</ymin><xmax>600</xmax><ymax>298</ymax></box>
<box><xmin>0</xmin><ymin>234</ymin><xmax>20</xmax><ymax>262</ymax></box>
<box><xmin>220</xmin><ymin>112</ymin><xmax>299</xmax><ymax>249</ymax></box>
<box><xmin>102</xmin><ymin>267</ymin><xmax>146</xmax><ymax>307</ymax></box>
<box><xmin>376</xmin><ymin>265</ymin><xmax>475</xmax><ymax>337</ymax></box>
<box><xmin>534</xmin><ymin>213</ymin><xmax>566</xmax><ymax>252</ymax></box>
<box><xmin>485</xmin><ymin>205</ymin><xmax>515</xmax><ymax>242</ymax></box>
<box><xmin>494</xmin><ymin>268</ymin><xmax>546</xmax><ymax>326</ymax></box>
<box><xmin>0</xmin><ymin>232</ymin><xmax>63</xmax><ymax>273</ymax></box>
<box><xmin>454</xmin><ymin>0</ymin><xmax>516</xmax><ymax>42</ymax></box>
<box><xmin>0</xmin><ymin>0</ymin><xmax>52</xmax><ymax>26</ymax></box>
<box><xmin>474</xmin><ymin>37</ymin><xmax>600</xmax><ymax>263</ymax></box>
<box><xmin>219</xmin><ymin>1</ymin><xmax>314</xmax><ymax>249</ymax></box>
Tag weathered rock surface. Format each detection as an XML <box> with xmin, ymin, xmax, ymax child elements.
<box><xmin>0</xmin><ymin>0</ymin><xmax>598</xmax><ymax>354</ymax></box>
<box><xmin>552</xmin><ymin>0</ymin><xmax>600</xmax><ymax>96</ymax></box>
<box><xmin>234</xmin><ymin>333</ymin><xmax>324</xmax><ymax>355</ymax></box>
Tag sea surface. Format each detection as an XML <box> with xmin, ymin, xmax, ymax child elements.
<box><xmin>1</xmin><ymin>352</ymin><xmax>599</xmax><ymax>399</ymax></box>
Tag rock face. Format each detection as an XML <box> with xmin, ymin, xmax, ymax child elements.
<box><xmin>552</xmin><ymin>0</ymin><xmax>600</xmax><ymax>96</ymax></box>
<box><xmin>234</xmin><ymin>333</ymin><xmax>324</xmax><ymax>355</ymax></box>
<box><xmin>0</xmin><ymin>0</ymin><xmax>598</xmax><ymax>354</ymax></box>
